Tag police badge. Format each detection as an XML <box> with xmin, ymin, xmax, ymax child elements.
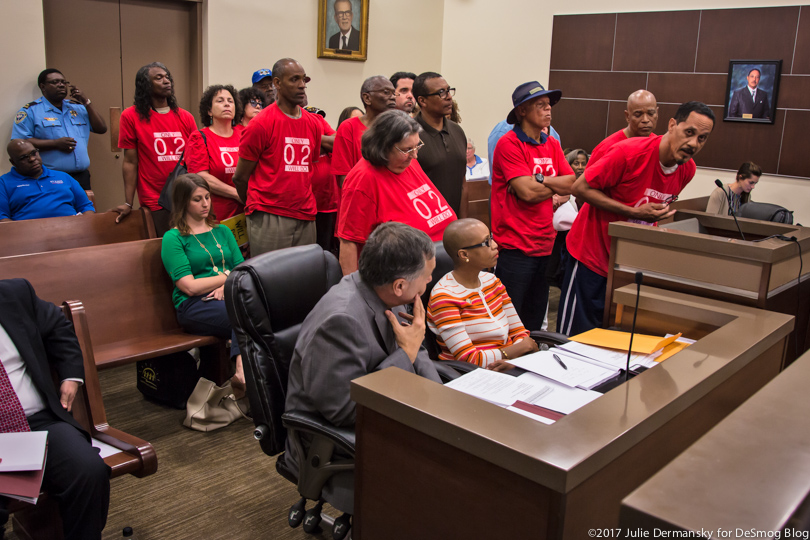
<box><xmin>15</xmin><ymin>111</ymin><xmax>27</xmax><ymax>124</ymax></box>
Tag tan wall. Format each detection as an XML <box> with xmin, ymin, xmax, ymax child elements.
<box><xmin>0</xmin><ymin>3</ymin><xmax>46</xmax><ymax>175</ymax></box>
<box><xmin>204</xmin><ymin>0</ymin><xmax>445</xmax><ymax>130</ymax></box>
<box><xmin>441</xmin><ymin>0</ymin><xmax>809</xmax><ymax>225</ymax></box>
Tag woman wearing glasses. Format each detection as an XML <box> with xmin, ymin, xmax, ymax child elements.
<box><xmin>427</xmin><ymin>218</ymin><xmax>539</xmax><ymax>370</ymax></box>
<box><xmin>237</xmin><ymin>87</ymin><xmax>265</xmax><ymax>127</ymax></box>
<box><xmin>185</xmin><ymin>84</ymin><xmax>244</xmax><ymax>221</ymax></box>
<box><xmin>337</xmin><ymin>109</ymin><xmax>456</xmax><ymax>274</ymax></box>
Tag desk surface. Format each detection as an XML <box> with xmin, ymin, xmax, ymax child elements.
<box><xmin>621</xmin><ymin>349</ymin><xmax>810</xmax><ymax>535</ymax></box>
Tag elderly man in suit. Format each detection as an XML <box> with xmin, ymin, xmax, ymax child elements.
<box><xmin>328</xmin><ymin>0</ymin><xmax>360</xmax><ymax>51</ymax></box>
<box><xmin>284</xmin><ymin>222</ymin><xmax>441</xmax><ymax>514</ymax></box>
<box><xmin>0</xmin><ymin>279</ymin><xmax>110</xmax><ymax>540</ymax></box>
<box><xmin>728</xmin><ymin>68</ymin><xmax>770</xmax><ymax>119</ymax></box>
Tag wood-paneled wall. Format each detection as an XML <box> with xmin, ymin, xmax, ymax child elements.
<box><xmin>549</xmin><ymin>7</ymin><xmax>810</xmax><ymax>179</ymax></box>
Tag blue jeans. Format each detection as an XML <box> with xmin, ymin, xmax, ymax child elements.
<box><xmin>176</xmin><ymin>295</ymin><xmax>240</xmax><ymax>358</ymax></box>
<box><xmin>494</xmin><ymin>249</ymin><xmax>549</xmax><ymax>331</ymax></box>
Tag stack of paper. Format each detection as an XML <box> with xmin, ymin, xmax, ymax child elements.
<box><xmin>0</xmin><ymin>431</ymin><xmax>48</xmax><ymax>504</ymax></box>
<box><xmin>507</xmin><ymin>350</ymin><xmax>619</xmax><ymax>390</ymax></box>
<box><xmin>558</xmin><ymin>329</ymin><xmax>693</xmax><ymax>371</ymax></box>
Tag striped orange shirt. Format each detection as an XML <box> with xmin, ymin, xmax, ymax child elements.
<box><xmin>427</xmin><ymin>271</ymin><xmax>529</xmax><ymax>367</ymax></box>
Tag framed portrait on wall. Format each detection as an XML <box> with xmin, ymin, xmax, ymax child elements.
<box><xmin>723</xmin><ymin>60</ymin><xmax>781</xmax><ymax>124</ymax></box>
<box><xmin>317</xmin><ymin>0</ymin><xmax>368</xmax><ymax>62</ymax></box>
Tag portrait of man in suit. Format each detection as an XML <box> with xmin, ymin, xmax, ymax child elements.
<box><xmin>328</xmin><ymin>0</ymin><xmax>360</xmax><ymax>51</ymax></box>
<box><xmin>727</xmin><ymin>68</ymin><xmax>770</xmax><ymax>120</ymax></box>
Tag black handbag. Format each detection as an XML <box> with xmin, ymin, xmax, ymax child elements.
<box><xmin>157</xmin><ymin>129</ymin><xmax>206</xmax><ymax>212</ymax></box>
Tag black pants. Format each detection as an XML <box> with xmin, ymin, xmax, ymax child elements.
<box><xmin>315</xmin><ymin>211</ymin><xmax>339</xmax><ymax>255</ymax></box>
<box><xmin>0</xmin><ymin>410</ymin><xmax>111</xmax><ymax>540</ymax></box>
<box><xmin>151</xmin><ymin>207</ymin><xmax>172</xmax><ymax>237</ymax></box>
<box><xmin>67</xmin><ymin>169</ymin><xmax>91</xmax><ymax>190</ymax></box>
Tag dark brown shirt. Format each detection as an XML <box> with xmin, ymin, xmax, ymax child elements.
<box><xmin>414</xmin><ymin>113</ymin><xmax>466</xmax><ymax>215</ymax></box>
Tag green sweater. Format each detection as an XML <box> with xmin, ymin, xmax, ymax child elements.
<box><xmin>161</xmin><ymin>225</ymin><xmax>245</xmax><ymax>308</ymax></box>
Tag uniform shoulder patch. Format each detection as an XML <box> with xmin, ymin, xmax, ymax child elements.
<box><xmin>15</xmin><ymin>110</ymin><xmax>27</xmax><ymax>124</ymax></box>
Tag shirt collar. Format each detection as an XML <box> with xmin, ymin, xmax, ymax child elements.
<box><xmin>416</xmin><ymin>112</ymin><xmax>447</xmax><ymax>135</ymax></box>
<box><xmin>513</xmin><ymin>124</ymin><xmax>547</xmax><ymax>146</ymax></box>
<box><xmin>474</xmin><ymin>155</ymin><xmax>483</xmax><ymax>165</ymax></box>
<box><xmin>9</xmin><ymin>165</ymin><xmax>52</xmax><ymax>181</ymax></box>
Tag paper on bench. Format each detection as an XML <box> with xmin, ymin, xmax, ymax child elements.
<box><xmin>444</xmin><ymin>368</ymin><xmax>552</xmax><ymax>407</ymax></box>
<box><xmin>516</xmin><ymin>373</ymin><xmax>602</xmax><ymax>414</ymax></box>
<box><xmin>507</xmin><ymin>350</ymin><xmax>618</xmax><ymax>389</ymax></box>
<box><xmin>92</xmin><ymin>438</ymin><xmax>122</xmax><ymax>459</ymax></box>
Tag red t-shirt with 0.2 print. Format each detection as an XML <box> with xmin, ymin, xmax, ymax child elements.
<box><xmin>338</xmin><ymin>158</ymin><xmax>456</xmax><ymax>247</ymax></box>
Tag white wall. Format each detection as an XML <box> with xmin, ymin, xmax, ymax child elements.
<box><xmin>204</xmin><ymin>0</ymin><xmax>445</xmax><ymax>129</ymax></box>
<box><xmin>0</xmin><ymin>3</ymin><xmax>47</xmax><ymax>175</ymax></box>
<box><xmin>441</xmin><ymin>0</ymin><xmax>809</xmax><ymax>224</ymax></box>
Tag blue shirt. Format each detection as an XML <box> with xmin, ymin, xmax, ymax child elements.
<box><xmin>0</xmin><ymin>166</ymin><xmax>95</xmax><ymax>221</ymax></box>
<box><xmin>487</xmin><ymin>120</ymin><xmax>560</xmax><ymax>184</ymax></box>
<box><xmin>12</xmin><ymin>97</ymin><xmax>93</xmax><ymax>173</ymax></box>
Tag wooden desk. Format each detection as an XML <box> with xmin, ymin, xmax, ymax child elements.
<box><xmin>351</xmin><ymin>286</ymin><xmax>793</xmax><ymax>540</ymax></box>
<box><xmin>621</xmin><ymin>349</ymin><xmax>810</xmax><ymax>537</ymax></box>
<box><xmin>606</xmin><ymin>210</ymin><xmax>810</xmax><ymax>363</ymax></box>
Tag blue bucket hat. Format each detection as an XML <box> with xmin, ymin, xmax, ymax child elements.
<box><xmin>506</xmin><ymin>81</ymin><xmax>562</xmax><ymax>124</ymax></box>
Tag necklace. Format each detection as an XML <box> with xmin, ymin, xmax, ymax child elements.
<box><xmin>191</xmin><ymin>227</ymin><xmax>229</xmax><ymax>276</ymax></box>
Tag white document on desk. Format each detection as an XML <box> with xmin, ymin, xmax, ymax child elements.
<box><xmin>444</xmin><ymin>368</ymin><xmax>552</xmax><ymax>407</ymax></box>
<box><xmin>507</xmin><ymin>350</ymin><xmax>618</xmax><ymax>389</ymax></box>
<box><xmin>516</xmin><ymin>373</ymin><xmax>602</xmax><ymax>414</ymax></box>
<box><xmin>0</xmin><ymin>432</ymin><xmax>48</xmax><ymax>472</ymax></box>
<box><xmin>557</xmin><ymin>342</ymin><xmax>659</xmax><ymax>370</ymax></box>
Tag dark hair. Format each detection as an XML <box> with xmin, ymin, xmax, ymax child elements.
<box><xmin>338</xmin><ymin>106</ymin><xmax>362</xmax><ymax>127</ymax></box>
<box><xmin>37</xmin><ymin>68</ymin><xmax>63</xmax><ymax>87</ymax></box>
<box><xmin>198</xmin><ymin>84</ymin><xmax>241</xmax><ymax>127</ymax></box>
<box><xmin>448</xmin><ymin>99</ymin><xmax>461</xmax><ymax>123</ymax></box>
<box><xmin>412</xmin><ymin>71</ymin><xmax>442</xmax><ymax>101</ymax></box>
<box><xmin>361</xmin><ymin>109</ymin><xmax>421</xmax><ymax>167</ymax></box>
<box><xmin>359</xmin><ymin>222</ymin><xmax>435</xmax><ymax>287</ymax></box>
<box><xmin>673</xmin><ymin>101</ymin><xmax>715</xmax><ymax>126</ymax></box>
<box><xmin>237</xmin><ymin>87</ymin><xmax>266</xmax><ymax>123</ymax></box>
<box><xmin>566</xmin><ymin>149</ymin><xmax>588</xmax><ymax>167</ymax></box>
<box><xmin>736</xmin><ymin>161</ymin><xmax>762</xmax><ymax>205</ymax></box>
<box><xmin>748</xmin><ymin>68</ymin><xmax>761</xmax><ymax>77</ymax></box>
<box><xmin>390</xmin><ymin>71</ymin><xmax>416</xmax><ymax>89</ymax></box>
<box><xmin>133</xmin><ymin>62</ymin><xmax>178</xmax><ymax>121</ymax></box>
<box><xmin>170</xmin><ymin>173</ymin><xmax>216</xmax><ymax>234</ymax></box>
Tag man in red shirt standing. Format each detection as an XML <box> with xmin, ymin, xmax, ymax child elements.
<box><xmin>331</xmin><ymin>75</ymin><xmax>396</xmax><ymax>187</ymax></box>
<box><xmin>491</xmin><ymin>82</ymin><xmax>575</xmax><ymax>331</ymax></box>
<box><xmin>588</xmin><ymin>90</ymin><xmax>659</xmax><ymax>166</ymax></box>
<box><xmin>233</xmin><ymin>58</ymin><xmax>323</xmax><ymax>256</ymax></box>
<box><xmin>114</xmin><ymin>61</ymin><xmax>197</xmax><ymax>236</ymax></box>
<box><xmin>558</xmin><ymin>102</ymin><xmax>715</xmax><ymax>336</ymax></box>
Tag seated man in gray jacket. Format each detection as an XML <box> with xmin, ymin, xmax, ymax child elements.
<box><xmin>284</xmin><ymin>221</ymin><xmax>441</xmax><ymax>514</ymax></box>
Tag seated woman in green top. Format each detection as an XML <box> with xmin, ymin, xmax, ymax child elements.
<box><xmin>161</xmin><ymin>173</ymin><xmax>246</xmax><ymax>396</ymax></box>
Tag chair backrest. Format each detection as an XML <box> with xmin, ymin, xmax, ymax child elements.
<box><xmin>225</xmin><ymin>244</ymin><xmax>342</xmax><ymax>456</ymax></box>
<box><xmin>421</xmin><ymin>241</ymin><xmax>455</xmax><ymax>360</ymax></box>
<box><xmin>739</xmin><ymin>201</ymin><xmax>794</xmax><ymax>224</ymax></box>
<box><xmin>0</xmin><ymin>208</ymin><xmax>156</xmax><ymax>257</ymax></box>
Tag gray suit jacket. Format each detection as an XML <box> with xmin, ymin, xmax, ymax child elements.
<box><xmin>284</xmin><ymin>272</ymin><xmax>440</xmax><ymax>513</ymax></box>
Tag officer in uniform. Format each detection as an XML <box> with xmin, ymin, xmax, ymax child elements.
<box><xmin>12</xmin><ymin>69</ymin><xmax>107</xmax><ymax>190</ymax></box>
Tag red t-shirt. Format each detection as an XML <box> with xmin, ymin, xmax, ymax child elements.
<box><xmin>567</xmin><ymin>135</ymin><xmax>697</xmax><ymax>277</ymax></box>
<box><xmin>239</xmin><ymin>103</ymin><xmax>323</xmax><ymax>220</ymax></box>
<box><xmin>118</xmin><ymin>106</ymin><xmax>197</xmax><ymax>211</ymax></box>
<box><xmin>331</xmin><ymin>116</ymin><xmax>365</xmax><ymax>176</ymax></box>
<box><xmin>588</xmin><ymin>129</ymin><xmax>628</xmax><ymax>167</ymax></box>
<box><xmin>491</xmin><ymin>129</ymin><xmax>574</xmax><ymax>257</ymax></box>
<box><xmin>185</xmin><ymin>125</ymin><xmax>245</xmax><ymax>221</ymax></box>
<box><xmin>338</xmin><ymin>159</ymin><xmax>456</xmax><ymax>246</ymax></box>
<box><xmin>308</xmin><ymin>114</ymin><xmax>339</xmax><ymax>213</ymax></box>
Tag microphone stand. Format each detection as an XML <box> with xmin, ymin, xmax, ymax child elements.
<box><xmin>715</xmin><ymin>179</ymin><xmax>746</xmax><ymax>241</ymax></box>
<box><xmin>625</xmin><ymin>272</ymin><xmax>643</xmax><ymax>382</ymax></box>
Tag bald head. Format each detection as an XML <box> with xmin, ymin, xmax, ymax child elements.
<box><xmin>443</xmin><ymin>218</ymin><xmax>487</xmax><ymax>263</ymax></box>
<box><xmin>625</xmin><ymin>90</ymin><xmax>658</xmax><ymax>138</ymax></box>
<box><xmin>8</xmin><ymin>139</ymin><xmax>43</xmax><ymax>178</ymax></box>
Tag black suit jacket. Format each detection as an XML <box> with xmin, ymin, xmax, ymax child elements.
<box><xmin>0</xmin><ymin>278</ymin><xmax>86</xmax><ymax>438</ymax></box>
<box><xmin>728</xmin><ymin>86</ymin><xmax>770</xmax><ymax>119</ymax></box>
<box><xmin>328</xmin><ymin>27</ymin><xmax>360</xmax><ymax>50</ymax></box>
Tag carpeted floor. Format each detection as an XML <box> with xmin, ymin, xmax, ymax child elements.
<box><xmin>10</xmin><ymin>287</ymin><xmax>561</xmax><ymax>540</ymax></box>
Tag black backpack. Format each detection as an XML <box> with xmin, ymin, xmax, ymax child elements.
<box><xmin>739</xmin><ymin>202</ymin><xmax>794</xmax><ymax>224</ymax></box>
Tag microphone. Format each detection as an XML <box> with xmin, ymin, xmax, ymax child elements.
<box><xmin>715</xmin><ymin>179</ymin><xmax>746</xmax><ymax>241</ymax></box>
<box><xmin>625</xmin><ymin>271</ymin><xmax>643</xmax><ymax>382</ymax></box>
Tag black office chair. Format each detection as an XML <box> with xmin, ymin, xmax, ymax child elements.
<box><xmin>225</xmin><ymin>244</ymin><xmax>353</xmax><ymax>539</ymax></box>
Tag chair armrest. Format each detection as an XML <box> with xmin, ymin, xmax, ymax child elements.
<box><xmin>94</xmin><ymin>426</ymin><xmax>158</xmax><ymax>477</ymax></box>
<box><xmin>530</xmin><ymin>330</ymin><xmax>570</xmax><ymax>347</ymax></box>
<box><xmin>432</xmin><ymin>359</ymin><xmax>478</xmax><ymax>383</ymax></box>
<box><xmin>282</xmin><ymin>410</ymin><xmax>355</xmax><ymax>455</ymax></box>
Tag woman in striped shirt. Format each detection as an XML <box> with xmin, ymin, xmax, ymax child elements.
<box><xmin>427</xmin><ymin>219</ymin><xmax>539</xmax><ymax>371</ymax></box>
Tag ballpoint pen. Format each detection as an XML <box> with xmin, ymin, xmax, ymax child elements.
<box><xmin>553</xmin><ymin>353</ymin><xmax>568</xmax><ymax>370</ymax></box>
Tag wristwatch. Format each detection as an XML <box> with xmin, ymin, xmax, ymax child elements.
<box><xmin>534</xmin><ymin>172</ymin><xmax>545</xmax><ymax>184</ymax></box>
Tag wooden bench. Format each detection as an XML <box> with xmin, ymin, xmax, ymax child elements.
<box><xmin>10</xmin><ymin>302</ymin><xmax>158</xmax><ymax>540</ymax></box>
<box><xmin>0</xmin><ymin>208</ymin><xmax>155</xmax><ymax>257</ymax></box>
<box><xmin>460</xmin><ymin>177</ymin><xmax>491</xmax><ymax>229</ymax></box>
<box><xmin>0</xmin><ymin>238</ymin><xmax>229</xmax><ymax>382</ymax></box>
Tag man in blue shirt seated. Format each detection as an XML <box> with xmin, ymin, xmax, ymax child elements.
<box><xmin>0</xmin><ymin>139</ymin><xmax>95</xmax><ymax>222</ymax></box>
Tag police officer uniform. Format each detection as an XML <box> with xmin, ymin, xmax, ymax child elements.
<box><xmin>12</xmin><ymin>97</ymin><xmax>94</xmax><ymax>189</ymax></box>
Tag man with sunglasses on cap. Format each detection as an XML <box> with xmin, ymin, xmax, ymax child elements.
<box><xmin>490</xmin><ymin>82</ymin><xmax>575</xmax><ymax>332</ymax></box>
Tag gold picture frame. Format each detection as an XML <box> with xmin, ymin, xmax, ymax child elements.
<box><xmin>317</xmin><ymin>0</ymin><xmax>368</xmax><ymax>62</ymax></box>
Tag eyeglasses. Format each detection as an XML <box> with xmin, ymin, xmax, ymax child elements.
<box><xmin>425</xmin><ymin>87</ymin><xmax>455</xmax><ymax>99</ymax></box>
<box><xmin>17</xmin><ymin>148</ymin><xmax>40</xmax><ymax>161</ymax></box>
<box><xmin>249</xmin><ymin>100</ymin><xmax>263</xmax><ymax>109</ymax></box>
<box><xmin>394</xmin><ymin>141</ymin><xmax>424</xmax><ymax>157</ymax></box>
<box><xmin>336</xmin><ymin>9</ymin><xmax>352</xmax><ymax>18</ymax></box>
<box><xmin>460</xmin><ymin>235</ymin><xmax>493</xmax><ymax>251</ymax></box>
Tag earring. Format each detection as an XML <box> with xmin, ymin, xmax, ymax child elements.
<box><xmin>465</xmin><ymin>258</ymin><xmax>470</xmax><ymax>262</ymax></box>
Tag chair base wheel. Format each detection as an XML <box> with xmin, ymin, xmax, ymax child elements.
<box><xmin>332</xmin><ymin>512</ymin><xmax>351</xmax><ymax>540</ymax></box>
<box><xmin>303</xmin><ymin>505</ymin><xmax>324</xmax><ymax>534</ymax></box>
<box><xmin>288</xmin><ymin>498</ymin><xmax>306</xmax><ymax>528</ymax></box>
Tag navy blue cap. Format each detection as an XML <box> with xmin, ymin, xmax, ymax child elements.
<box><xmin>252</xmin><ymin>69</ymin><xmax>272</xmax><ymax>84</ymax></box>
<box><xmin>506</xmin><ymin>82</ymin><xmax>562</xmax><ymax>124</ymax></box>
